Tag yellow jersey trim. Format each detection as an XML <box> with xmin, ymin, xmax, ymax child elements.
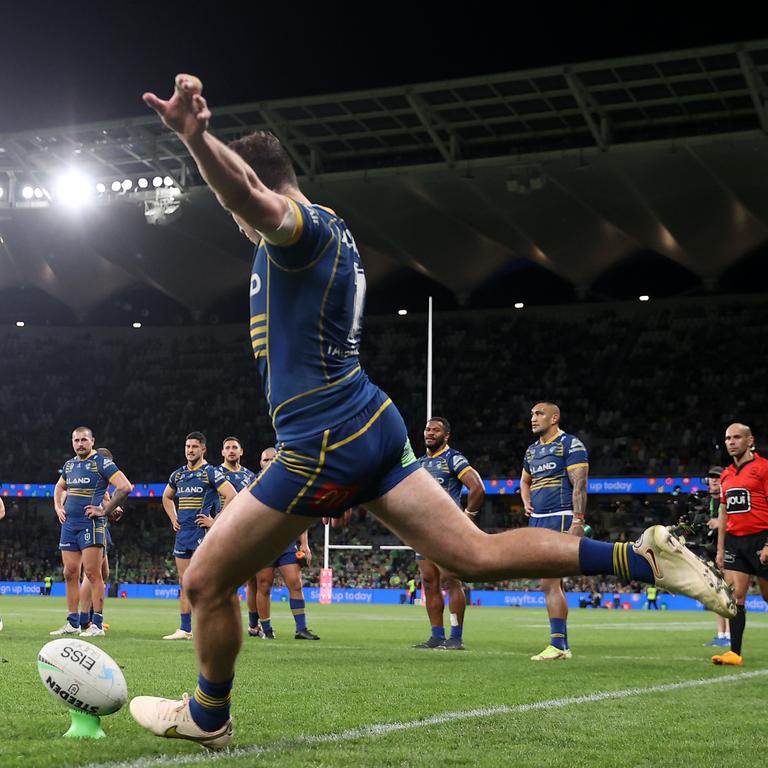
<box><xmin>567</xmin><ymin>462</ymin><xmax>590</xmax><ymax>471</ymax></box>
<box><xmin>271</xmin><ymin>365</ymin><xmax>361</xmax><ymax>428</ymax></box>
<box><xmin>286</xmin><ymin>430</ymin><xmax>329</xmax><ymax>514</ymax></box>
<box><xmin>327</xmin><ymin>398</ymin><xmax>393</xmax><ymax>452</ymax></box>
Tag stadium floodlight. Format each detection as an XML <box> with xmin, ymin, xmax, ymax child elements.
<box><xmin>53</xmin><ymin>171</ymin><xmax>93</xmax><ymax>207</ymax></box>
<box><xmin>121</xmin><ymin>179</ymin><xmax>133</xmax><ymax>191</ymax></box>
<box><xmin>21</xmin><ymin>186</ymin><xmax>34</xmax><ymax>199</ymax></box>
<box><xmin>16</xmin><ymin>321</ymin><xmax>25</xmax><ymax>327</ymax></box>
<box><xmin>95</xmin><ymin>182</ymin><xmax>106</xmax><ymax>194</ymax></box>
<box><xmin>138</xmin><ymin>177</ymin><xmax>149</xmax><ymax>189</ymax></box>
<box><xmin>639</xmin><ymin>295</ymin><xmax>650</xmax><ymax>302</ymax></box>
<box><xmin>152</xmin><ymin>176</ymin><xmax>163</xmax><ymax>188</ymax></box>
<box><xmin>132</xmin><ymin>322</ymin><xmax>142</xmax><ymax>329</ymax></box>
<box><xmin>514</xmin><ymin>302</ymin><xmax>525</xmax><ymax>309</ymax></box>
<box><xmin>397</xmin><ymin>309</ymin><xmax>408</xmax><ymax>316</ymax></box>
<box><xmin>0</xmin><ymin>186</ymin><xmax>4</xmax><ymax>199</ymax></box>
<box><xmin>111</xmin><ymin>181</ymin><xmax>121</xmax><ymax>192</ymax></box>
<box><xmin>33</xmin><ymin>187</ymin><xmax>44</xmax><ymax>199</ymax></box>
<box><xmin>163</xmin><ymin>176</ymin><xmax>174</xmax><ymax>187</ymax></box>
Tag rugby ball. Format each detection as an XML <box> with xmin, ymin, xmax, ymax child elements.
<box><xmin>37</xmin><ymin>639</ymin><xmax>128</xmax><ymax>716</ymax></box>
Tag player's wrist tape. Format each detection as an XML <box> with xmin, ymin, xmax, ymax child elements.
<box><xmin>465</xmin><ymin>509</ymin><xmax>478</xmax><ymax>517</ymax></box>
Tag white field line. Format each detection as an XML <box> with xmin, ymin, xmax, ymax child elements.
<box><xmin>85</xmin><ymin>669</ymin><xmax>768</xmax><ymax>768</ymax></box>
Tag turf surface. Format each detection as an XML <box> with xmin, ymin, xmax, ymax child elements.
<box><xmin>0</xmin><ymin>596</ymin><xmax>765</xmax><ymax>767</ymax></box>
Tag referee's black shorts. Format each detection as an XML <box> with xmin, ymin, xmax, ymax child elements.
<box><xmin>723</xmin><ymin>530</ymin><xmax>768</xmax><ymax>577</ymax></box>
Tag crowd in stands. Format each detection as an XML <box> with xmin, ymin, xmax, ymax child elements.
<box><xmin>1</xmin><ymin>294</ymin><xmax>765</xmax><ymax>486</ymax></box>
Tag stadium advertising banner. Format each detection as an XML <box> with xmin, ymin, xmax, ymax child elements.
<box><xmin>4</xmin><ymin>582</ymin><xmax>767</xmax><ymax>612</ymax></box>
<box><xmin>2</xmin><ymin>476</ymin><xmax>712</xmax><ymax>498</ymax></box>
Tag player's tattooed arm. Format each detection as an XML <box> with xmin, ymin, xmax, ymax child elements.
<box><xmin>567</xmin><ymin>465</ymin><xmax>589</xmax><ymax>537</ymax></box>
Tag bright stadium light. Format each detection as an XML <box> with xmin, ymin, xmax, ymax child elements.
<box><xmin>95</xmin><ymin>182</ymin><xmax>107</xmax><ymax>194</ymax></box>
<box><xmin>0</xmin><ymin>186</ymin><xmax>4</xmax><ymax>199</ymax></box>
<box><xmin>16</xmin><ymin>321</ymin><xmax>25</xmax><ymax>327</ymax></box>
<box><xmin>111</xmin><ymin>181</ymin><xmax>121</xmax><ymax>192</ymax></box>
<box><xmin>163</xmin><ymin>176</ymin><xmax>174</xmax><ymax>187</ymax></box>
<box><xmin>33</xmin><ymin>187</ymin><xmax>44</xmax><ymax>199</ymax></box>
<box><xmin>639</xmin><ymin>295</ymin><xmax>650</xmax><ymax>302</ymax></box>
<box><xmin>514</xmin><ymin>302</ymin><xmax>525</xmax><ymax>309</ymax></box>
<box><xmin>132</xmin><ymin>322</ymin><xmax>142</xmax><ymax>329</ymax></box>
<box><xmin>152</xmin><ymin>176</ymin><xmax>163</xmax><ymax>188</ymax></box>
<box><xmin>138</xmin><ymin>177</ymin><xmax>149</xmax><ymax>189</ymax></box>
<box><xmin>122</xmin><ymin>179</ymin><xmax>133</xmax><ymax>191</ymax></box>
<box><xmin>54</xmin><ymin>171</ymin><xmax>93</xmax><ymax>207</ymax></box>
<box><xmin>397</xmin><ymin>309</ymin><xmax>407</xmax><ymax>316</ymax></box>
<box><xmin>21</xmin><ymin>186</ymin><xmax>34</xmax><ymax>199</ymax></box>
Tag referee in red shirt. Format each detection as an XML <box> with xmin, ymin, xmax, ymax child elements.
<box><xmin>713</xmin><ymin>422</ymin><xmax>768</xmax><ymax>666</ymax></box>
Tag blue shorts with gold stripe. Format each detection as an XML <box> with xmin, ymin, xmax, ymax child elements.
<box><xmin>274</xmin><ymin>545</ymin><xmax>299</xmax><ymax>568</ymax></box>
<box><xmin>249</xmin><ymin>390</ymin><xmax>419</xmax><ymax>518</ymax></box>
<box><xmin>174</xmin><ymin>529</ymin><xmax>206</xmax><ymax>559</ymax></box>
<box><xmin>528</xmin><ymin>514</ymin><xmax>573</xmax><ymax>533</ymax></box>
<box><xmin>59</xmin><ymin>520</ymin><xmax>106</xmax><ymax>551</ymax></box>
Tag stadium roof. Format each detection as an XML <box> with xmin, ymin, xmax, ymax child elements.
<box><xmin>2</xmin><ymin>40</ymin><xmax>768</xmax><ymax>322</ymax></box>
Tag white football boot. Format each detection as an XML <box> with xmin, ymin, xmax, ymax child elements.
<box><xmin>49</xmin><ymin>622</ymin><xmax>80</xmax><ymax>636</ymax></box>
<box><xmin>634</xmin><ymin>525</ymin><xmax>736</xmax><ymax>618</ymax></box>
<box><xmin>162</xmin><ymin>628</ymin><xmax>193</xmax><ymax>640</ymax></box>
<box><xmin>80</xmin><ymin>625</ymin><xmax>106</xmax><ymax>637</ymax></box>
<box><xmin>130</xmin><ymin>693</ymin><xmax>233</xmax><ymax>750</ymax></box>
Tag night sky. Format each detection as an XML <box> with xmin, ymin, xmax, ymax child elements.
<box><xmin>3</xmin><ymin>3</ymin><xmax>767</xmax><ymax>133</ymax></box>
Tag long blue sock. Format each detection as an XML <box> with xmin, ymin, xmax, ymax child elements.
<box><xmin>579</xmin><ymin>539</ymin><xmax>654</xmax><ymax>583</ymax></box>
<box><xmin>248</xmin><ymin>611</ymin><xmax>260</xmax><ymax>630</ymax></box>
<box><xmin>431</xmin><ymin>626</ymin><xmax>445</xmax><ymax>639</ymax></box>
<box><xmin>189</xmin><ymin>673</ymin><xmax>233</xmax><ymax>731</ymax></box>
<box><xmin>262</xmin><ymin>618</ymin><xmax>272</xmax><ymax>633</ymax></box>
<box><xmin>79</xmin><ymin>611</ymin><xmax>90</xmax><ymax>628</ymax></box>
<box><xmin>450</xmin><ymin>624</ymin><xmax>463</xmax><ymax>640</ymax></box>
<box><xmin>92</xmin><ymin>612</ymin><xmax>103</xmax><ymax>629</ymax></box>
<box><xmin>290</xmin><ymin>598</ymin><xmax>307</xmax><ymax>631</ymax></box>
<box><xmin>67</xmin><ymin>612</ymin><xmax>80</xmax><ymax>628</ymax></box>
<box><xmin>550</xmin><ymin>618</ymin><xmax>567</xmax><ymax>650</ymax></box>
<box><xmin>180</xmin><ymin>612</ymin><xmax>192</xmax><ymax>633</ymax></box>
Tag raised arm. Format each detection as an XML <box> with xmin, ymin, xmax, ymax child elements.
<box><xmin>143</xmin><ymin>75</ymin><xmax>288</xmax><ymax>234</ymax></box>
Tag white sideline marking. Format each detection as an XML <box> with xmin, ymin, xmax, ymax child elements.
<box><xmin>86</xmin><ymin>670</ymin><xmax>768</xmax><ymax>768</ymax></box>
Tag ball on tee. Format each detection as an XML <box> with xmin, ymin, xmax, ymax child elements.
<box><xmin>37</xmin><ymin>638</ymin><xmax>128</xmax><ymax>716</ymax></box>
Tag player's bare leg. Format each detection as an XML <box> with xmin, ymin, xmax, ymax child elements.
<box><xmin>182</xmin><ymin>495</ymin><xmax>312</xmax><ymax>681</ymax></box>
<box><xmin>443</xmin><ymin>573</ymin><xmax>466</xmax><ymax>649</ymax></box>
<box><xmin>280</xmin><ymin>562</ymin><xmax>318</xmax><ymax>639</ymax></box>
<box><xmin>414</xmin><ymin>559</ymin><xmax>447</xmax><ymax>648</ymax></box>
<box><xmin>254</xmin><ymin>567</ymin><xmax>276</xmax><ymax>637</ymax></box>
<box><xmin>245</xmin><ymin>575</ymin><xmax>263</xmax><ymax>637</ymax></box>
<box><xmin>61</xmin><ymin>551</ymin><xmax>82</xmax><ymax>614</ymax></box>
<box><xmin>177</xmin><ymin>558</ymin><xmax>192</xmax><ymax>615</ymax></box>
<box><xmin>369</xmin><ymin>470</ymin><xmax>582</xmax><ymax>579</ymax></box>
<box><xmin>50</xmin><ymin>551</ymin><xmax>83</xmax><ymax>635</ymax></box>
<box><xmin>713</xmin><ymin>569</ymin><xmax>750</xmax><ymax>665</ymax></box>
<box><xmin>367</xmin><ymin>469</ymin><xmax>735</xmax><ymax>618</ymax></box>
<box><xmin>531</xmin><ymin>577</ymin><xmax>570</xmax><ymax>660</ymax></box>
<box><xmin>78</xmin><ymin>546</ymin><xmax>106</xmax><ymax>636</ymax></box>
<box><xmin>131</xmin><ymin>492</ymin><xmax>312</xmax><ymax>743</ymax></box>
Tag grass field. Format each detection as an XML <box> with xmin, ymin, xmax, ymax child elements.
<box><xmin>0</xmin><ymin>596</ymin><xmax>765</xmax><ymax>767</ymax></box>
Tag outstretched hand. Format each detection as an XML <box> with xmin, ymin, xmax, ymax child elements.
<box><xmin>143</xmin><ymin>74</ymin><xmax>210</xmax><ymax>140</ymax></box>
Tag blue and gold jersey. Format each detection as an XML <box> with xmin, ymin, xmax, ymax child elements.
<box><xmin>61</xmin><ymin>451</ymin><xmax>121</xmax><ymax>526</ymax></box>
<box><xmin>418</xmin><ymin>445</ymin><xmax>472</xmax><ymax>507</ymax></box>
<box><xmin>168</xmin><ymin>463</ymin><xmax>228</xmax><ymax>530</ymax></box>
<box><xmin>219</xmin><ymin>464</ymin><xmax>256</xmax><ymax>492</ymax></box>
<box><xmin>523</xmin><ymin>431</ymin><xmax>589</xmax><ymax>516</ymax></box>
<box><xmin>249</xmin><ymin>200</ymin><xmax>380</xmax><ymax>442</ymax></box>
